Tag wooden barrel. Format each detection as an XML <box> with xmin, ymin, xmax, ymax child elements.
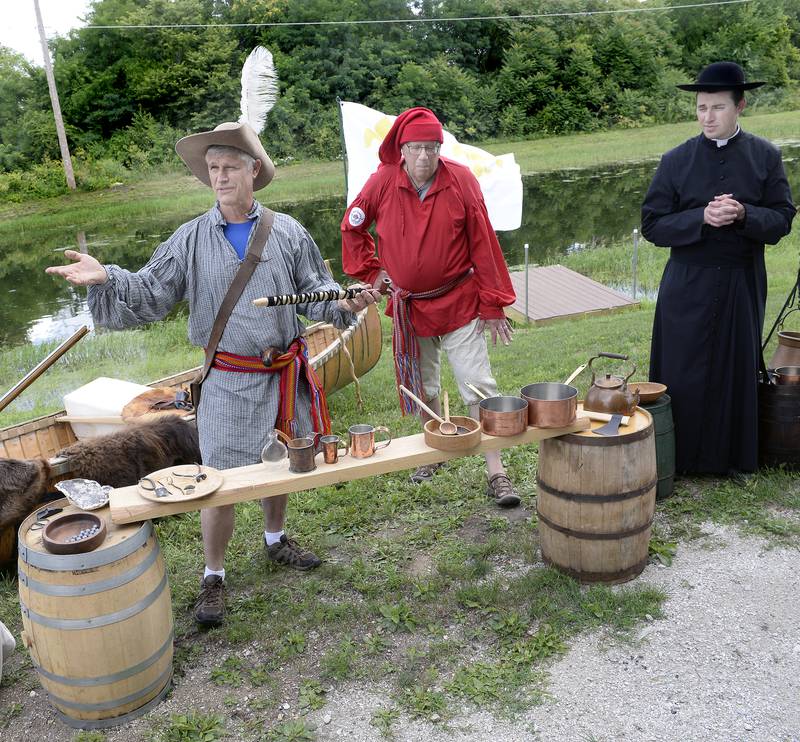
<box><xmin>759</xmin><ymin>381</ymin><xmax>800</xmax><ymax>470</ymax></box>
<box><xmin>640</xmin><ymin>394</ymin><xmax>675</xmax><ymax>500</ymax></box>
<box><xmin>18</xmin><ymin>499</ymin><xmax>172</xmax><ymax>729</ymax></box>
<box><xmin>537</xmin><ymin>407</ymin><xmax>657</xmax><ymax>584</ymax></box>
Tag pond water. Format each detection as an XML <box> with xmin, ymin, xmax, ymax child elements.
<box><xmin>2</xmin><ymin>146</ymin><xmax>798</xmax><ymax>348</ymax></box>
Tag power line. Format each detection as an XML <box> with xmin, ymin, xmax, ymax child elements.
<box><xmin>81</xmin><ymin>0</ymin><xmax>753</xmax><ymax>31</ymax></box>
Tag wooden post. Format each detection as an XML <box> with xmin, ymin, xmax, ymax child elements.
<box><xmin>524</xmin><ymin>242</ymin><xmax>530</xmax><ymax>323</ymax></box>
<box><xmin>33</xmin><ymin>0</ymin><xmax>76</xmax><ymax>190</ymax></box>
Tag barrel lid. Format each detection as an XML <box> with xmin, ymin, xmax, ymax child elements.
<box><xmin>565</xmin><ymin>405</ymin><xmax>653</xmax><ymax>443</ymax></box>
<box><xmin>19</xmin><ymin>498</ymin><xmax>144</xmax><ymax>558</ymax></box>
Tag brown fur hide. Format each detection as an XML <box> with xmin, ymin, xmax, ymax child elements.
<box><xmin>57</xmin><ymin>416</ymin><xmax>201</xmax><ymax>489</ymax></box>
<box><xmin>0</xmin><ymin>458</ymin><xmax>51</xmax><ymax>530</ymax></box>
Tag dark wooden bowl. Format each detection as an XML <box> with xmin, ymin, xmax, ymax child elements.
<box><xmin>42</xmin><ymin>512</ymin><xmax>107</xmax><ymax>555</ymax></box>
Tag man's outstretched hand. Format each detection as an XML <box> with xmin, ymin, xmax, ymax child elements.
<box><xmin>45</xmin><ymin>250</ymin><xmax>108</xmax><ymax>286</ymax></box>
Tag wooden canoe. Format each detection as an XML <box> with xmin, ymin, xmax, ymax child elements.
<box><xmin>0</xmin><ymin>304</ymin><xmax>381</xmax><ymax>463</ymax></box>
<box><xmin>0</xmin><ymin>305</ymin><xmax>382</xmax><ymax>565</ymax></box>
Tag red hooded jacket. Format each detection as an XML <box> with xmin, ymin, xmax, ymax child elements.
<box><xmin>341</xmin><ymin>156</ymin><xmax>515</xmax><ymax>337</ymax></box>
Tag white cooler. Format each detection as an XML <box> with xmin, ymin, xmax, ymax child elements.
<box><xmin>63</xmin><ymin>377</ymin><xmax>151</xmax><ymax>439</ymax></box>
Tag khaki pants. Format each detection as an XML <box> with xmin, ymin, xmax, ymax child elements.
<box><xmin>417</xmin><ymin>318</ymin><xmax>499</xmax><ymax>406</ymax></box>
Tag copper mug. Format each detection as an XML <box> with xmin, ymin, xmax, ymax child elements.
<box><xmin>320</xmin><ymin>434</ymin><xmax>349</xmax><ymax>464</ymax></box>
<box><xmin>287</xmin><ymin>435</ymin><xmax>322</xmax><ymax>473</ymax></box>
<box><xmin>348</xmin><ymin>424</ymin><xmax>391</xmax><ymax>458</ymax></box>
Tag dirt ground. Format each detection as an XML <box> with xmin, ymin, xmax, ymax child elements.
<box><xmin>2</xmin><ymin>521</ymin><xmax>799</xmax><ymax>742</ymax></box>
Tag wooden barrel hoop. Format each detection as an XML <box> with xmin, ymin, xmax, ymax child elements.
<box><xmin>18</xmin><ymin>500</ymin><xmax>173</xmax><ymax>729</ymax></box>
<box><xmin>537</xmin><ymin>407</ymin><xmax>657</xmax><ymax>584</ymax></box>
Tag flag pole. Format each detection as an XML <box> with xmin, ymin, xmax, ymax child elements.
<box><xmin>335</xmin><ymin>97</ymin><xmax>349</xmax><ymax>202</ymax></box>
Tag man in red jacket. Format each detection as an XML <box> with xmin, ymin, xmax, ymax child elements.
<box><xmin>341</xmin><ymin>107</ymin><xmax>520</xmax><ymax>506</ymax></box>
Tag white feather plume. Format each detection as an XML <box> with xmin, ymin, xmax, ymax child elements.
<box><xmin>238</xmin><ymin>46</ymin><xmax>278</xmax><ymax>135</ymax></box>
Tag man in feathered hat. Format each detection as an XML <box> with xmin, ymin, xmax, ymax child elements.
<box><xmin>47</xmin><ymin>113</ymin><xmax>379</xmax><ymax>627</ymax></box>
<box><xmin>341</xmin><ymin>107</ymin><xmax>520</xmax><ymax>506</ymax></box>
<box><xmin>642</xmin><ymin>61</ymin><xmax>795</xmax><ymax>475</ymax></box>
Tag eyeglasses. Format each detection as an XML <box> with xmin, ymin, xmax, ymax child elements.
<box><xmin>404</xmin><ymin>143</ymin><xmax>440</xmax><ymax>155</ymax></box>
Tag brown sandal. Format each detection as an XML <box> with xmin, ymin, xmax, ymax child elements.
<box><xmin>486</xmin><ymin>473</ymin><xmax>521</xmax><ymax>507</ymax></box>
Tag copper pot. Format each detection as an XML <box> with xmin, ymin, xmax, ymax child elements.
<box><xmin>770</xmin><ymin>330</ymin><xmax>800</xmax><ymax>370</ymax></box>
<box><xmin>478</xmin><ymin>395</ymin><xmax>529</xmax><ymax>436</ymax></box>
<box><xmin>775</xmin><ymin>366</ymin><xmax>800</xmax><ymax>385</ymax></box>
<box><xmin>520</xmin><ymin>383</ymin><xmax>578</xmax><ymax>428</ymax></box>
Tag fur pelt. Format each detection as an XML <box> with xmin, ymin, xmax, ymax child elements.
<box><xmin>57</xmin><ymin>416</ymin><xmax>201</xmax><ymax>489</ymax></box>
<box><xmin>0</xmin><ymin>458</ymin><xmax>51</xmax><ymax>530</ymax></box>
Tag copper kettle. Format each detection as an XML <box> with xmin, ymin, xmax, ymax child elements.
<box><xmin>584</xmin><ymin>353</ymin><xmax>640</xmax><ymax>415</ymax></box>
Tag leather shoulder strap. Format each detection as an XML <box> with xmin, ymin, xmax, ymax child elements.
<box><xmin>197</xmin><ymin>209</ymin><xmax>275</xmax><ymax>383</ymax></box>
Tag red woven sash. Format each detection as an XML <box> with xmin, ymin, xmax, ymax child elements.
<box><xmin>211</xmin><ymin>338</ymin><xmax>331</xmax><ymax>437</ymax></box>
<box><xmin>391</xmin><ymin>268</ymin><xmax>473</xmax><ymax>415</ymax></box>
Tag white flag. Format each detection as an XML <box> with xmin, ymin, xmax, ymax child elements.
<box><xmin>339</xmin><ymin>101</ymin><xmax>523</xmax><ymax>232</ymax></box>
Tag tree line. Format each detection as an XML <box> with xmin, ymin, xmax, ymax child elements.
<box><xmin>1</xmin><ymin>0</ymin><xmax>799</xmax><ymax>199</ymax></box>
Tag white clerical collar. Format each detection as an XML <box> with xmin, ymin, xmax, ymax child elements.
<box><xmin>713</xmin><ymin>125</ymin><xmax>740</xmax><ymax>148</ymax></box>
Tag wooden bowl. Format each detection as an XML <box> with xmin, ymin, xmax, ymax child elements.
<box><xmin>423</xmin><ymin>416</ymin><xmax>481</xmax><ymax>451</ymax></box>
<box><xmin>42</xmin><ymin>512</ymin><xmax>107</xmax><ymax>555</ymax></box>
<box><xmin>630</xmin><ymin>381</ymin><xmax>667</xmax><ymax>404</ymax></box>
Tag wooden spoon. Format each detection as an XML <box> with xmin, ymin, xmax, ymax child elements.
<box><xmin>398</xmin><ymin>385</ymin><xmax>445</xmax><ymax>423</ymax></box>
<box><xmin>439</xmin><ymin>390</ymin><xmax>458</xmax><ymax>435</ymax></box>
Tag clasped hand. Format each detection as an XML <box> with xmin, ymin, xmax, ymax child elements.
<box><xmin>703</xmin><ymin>193</ymin><xmax>745</xmax><ymax>228</ymax></box>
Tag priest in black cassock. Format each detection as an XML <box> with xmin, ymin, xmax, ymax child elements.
<box><xmin>642</xmin><ymin>61</ymin><xmax>796</xmax><ymax>475</ymax></box>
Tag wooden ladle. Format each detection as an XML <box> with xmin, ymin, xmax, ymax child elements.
<box><xmin>439</xmin><ymin>390</ymin><xmax>458</xmax><ymax>435</ymax></box>
<box><xmin>398</xmin><ymin>385</ymin><xmax>446</xmax><ymax>423</ymax></box>
<box><xmin>398</xmin><ymin>386</ymin><xmax>468</xmax><ymax>435</ymax></box>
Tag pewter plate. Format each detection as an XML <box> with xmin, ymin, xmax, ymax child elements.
<box><xmin>54</xmin><ymin>479</ymin><xmax>112</xmax><ymax>511</ymax></box>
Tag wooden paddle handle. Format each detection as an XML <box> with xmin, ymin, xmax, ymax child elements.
<box><xmin>398</xmin><ymin>385</ymin><xmax>445</xmax><ymax>423</ymax></box>
<box><xmin>0</xmin><ymin>326</ymin><xmax>89</xmax><ymax>413</ymax></box>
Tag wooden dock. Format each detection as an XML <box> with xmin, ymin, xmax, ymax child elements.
<box><xmin>505</xmin><ymin>265</ymin><xmax>639</xmax><ymax>325</ymax></box>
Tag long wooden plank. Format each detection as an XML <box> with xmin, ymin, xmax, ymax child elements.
<box><xmin>109</xmin><ymin>419</ymin><xmax>590</xmax><ymax>524</ymax></box>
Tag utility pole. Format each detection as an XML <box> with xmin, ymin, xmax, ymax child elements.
<box><xmin>34</xmin><ymin>0</ymin><xmax>76</xmax><ymax>190</ymax></box>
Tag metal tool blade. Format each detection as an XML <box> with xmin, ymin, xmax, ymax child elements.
<box><xmin>592</xmin><ymin>413</ymin><xmax>623</xmax><ymax>436</ymax></box>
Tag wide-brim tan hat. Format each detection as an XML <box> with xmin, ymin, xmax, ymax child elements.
<box><xmin>175</xmin><ymin>122</ymin><xmax>275</xmax><ymax>191</ymax></box>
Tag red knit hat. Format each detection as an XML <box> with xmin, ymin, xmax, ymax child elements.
<box><xmin>378</xmin><ymin>107</ymin><xmax>443</xmax><ymax>164</ymax></box>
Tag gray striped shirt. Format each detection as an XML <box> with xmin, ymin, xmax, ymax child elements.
<box><xmin>88</xmin><ymin>201</ymin><xmax>354</xmax><ymax>468</ymax></box>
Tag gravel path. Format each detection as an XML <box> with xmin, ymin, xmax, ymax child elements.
<box><xmin>2</xmin><ymin>522</ymin><xmax>799</xmax><ymax>742</ymax></box>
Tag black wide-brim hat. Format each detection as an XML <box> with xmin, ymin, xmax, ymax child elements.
<box><xmin>677</xmin><ymin>61</ymin><xmax>765</xmax><ymax>92</ymax></box>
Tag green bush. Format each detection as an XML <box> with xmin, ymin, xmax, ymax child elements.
<box><xmin>0</xmin><ymin>156</ymin><xmax>132</xmax><ymax>203</ymax></box>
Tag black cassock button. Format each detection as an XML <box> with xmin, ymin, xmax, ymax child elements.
<box><xmin>719</xmin><ymin>175</ymin><xmax>726</xmax><ymax>180</ymax></box>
